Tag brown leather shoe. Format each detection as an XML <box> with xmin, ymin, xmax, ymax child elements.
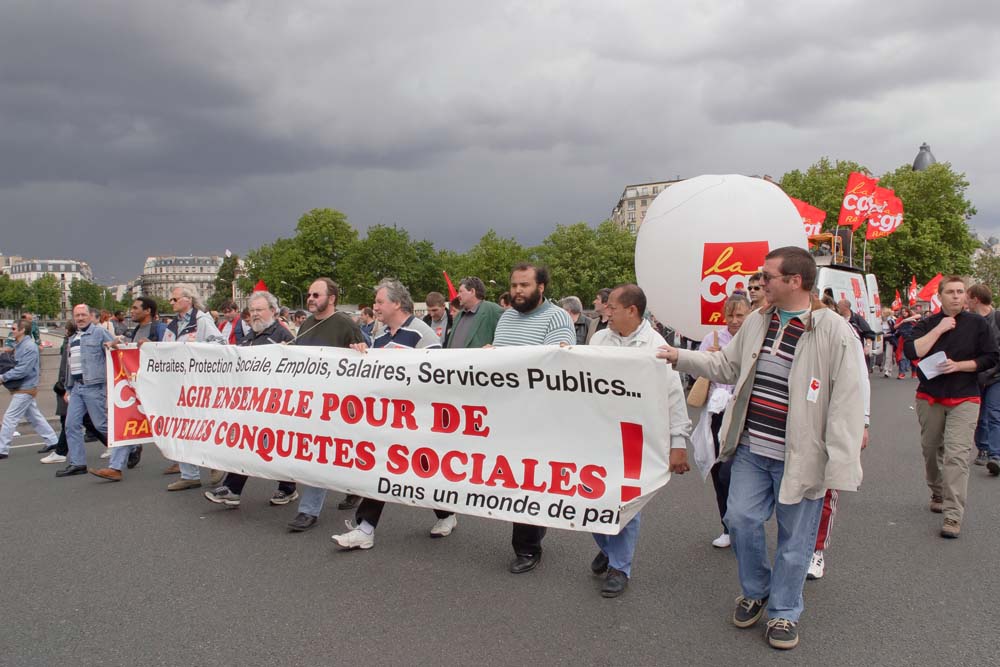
<box><xmin>929</xmin><ymin>495</ymin><xmax>943</xmax><ymax>513</ymax></box>
<box><xmin>88</xmin><ymin>467</ymin><xmax>122</xmax><ymax>482</ymax></box>
<box><xmin>167</xmin><ymin>478</ymin><xmax>202</xmax><ymax>491</ymax></box>
<box><xmin>163</xmin><ymin>463</ymin><xmax>180</xmax><ymax>475</ymax></box>
<box><xmin>208</xmin><ymin>469</ymin><xmax>226</xmax><ymax>486</ymax></box>
<box><xmin>941</xmin><ymin>518</ymin><xmax>961</xmax><ymax>538</ymax></box>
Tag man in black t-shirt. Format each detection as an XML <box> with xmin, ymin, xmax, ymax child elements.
<box><xmin>285</xmin><ymin>278</ymin><xmax>366</xmax><ymax>532</ymax></box>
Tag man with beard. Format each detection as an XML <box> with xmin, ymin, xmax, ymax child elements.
<box><xmin>204</xmin><ymin>291</ymin><xmax>300</xmax><ymax>508</ymax></box>
<box><xmin>492</xmin><ymin>262</ymin><xmax>575</xmax><ymax>574</ymax></box>
<box><xmin>286</xmin><ymin>277</ymin><xmax>366</xmax><ymax>531</ymax></box>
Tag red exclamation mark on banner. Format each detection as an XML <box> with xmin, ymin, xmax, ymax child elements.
<box><xmin>620</xmin><ymin>422</ymin><xmax>643</xmax><ymax>502</ymax></box>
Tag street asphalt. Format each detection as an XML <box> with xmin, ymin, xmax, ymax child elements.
<box><xmin>1</xmin><ymin>350</ymin><xmax>998</xmax><ymax>666</ymax></box>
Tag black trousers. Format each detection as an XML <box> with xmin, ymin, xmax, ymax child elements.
<box><xmin>511</xmin><ymin>523</ymin><xmax>546</xmax><ymax>556</ymax></box>
<box><xmin>55</xmin><ymin>412</ymin><xmax>105</xmax><ymax>456</ymax></box>
<box><xmin>355</xmin><ymin>498</ymin><xmax>452</xmax><ymax>528</ymax></box>
<box><xmin>709</xmin><ymin>411</ymin><xmax>733</xmax><ymax>533</ymax></box>
<box><xmin>222</xmin><ymin>472</ymin><xmax>296</xmax><ymax>495</ymax></box>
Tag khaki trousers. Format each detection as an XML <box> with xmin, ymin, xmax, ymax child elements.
<box><xmin>916</xmin><ymin>399</ymin><xmax>978</xmax><ymax>522</ymax></box>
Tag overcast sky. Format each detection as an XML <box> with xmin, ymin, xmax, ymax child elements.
<box><xmin>2</xmin><ymin>1</ymin><xmax>998</xmax><ymax>284</ymax></box>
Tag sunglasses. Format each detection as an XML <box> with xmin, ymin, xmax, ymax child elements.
<box><xmin>308</xmin><ymin>292</ymin><xmax>327</xmax><ymax>299</ymax></box>
<box><xmin>747</xmin><ymin>285</ymin><xmax>762</xmax><ymax>291</ymax></box>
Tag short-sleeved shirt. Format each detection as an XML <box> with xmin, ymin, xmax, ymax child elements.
<box><xmin>493</xmin><ymin>301</ymin><xmax>575</xmax><ymax>347</ymax></box>
<box><xmin>374</xmin><ymin>315</ymin><xmax>441</xmax><ymax>349</ymax></box>
<box><xmin>294</xmin><ymin>312</ymin><xmax>364</xmax><ymax>349</ymax></box>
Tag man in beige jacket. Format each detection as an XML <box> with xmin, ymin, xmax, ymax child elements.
<box><xmin>657</xmin><ymin>246</ymin><xmax>864</xmax><ymax>651</ymax></box>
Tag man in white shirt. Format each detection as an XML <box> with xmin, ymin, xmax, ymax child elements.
<box><xmin>589</xmin><ymin>284</ymin><xmax>690</xmax><ymax>597</ymax></box>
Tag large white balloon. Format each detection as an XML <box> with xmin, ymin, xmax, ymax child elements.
<box><xmin>635</xmin><ymin>174</ymin><xmax>808</xmax><ymax>341</ymax></box>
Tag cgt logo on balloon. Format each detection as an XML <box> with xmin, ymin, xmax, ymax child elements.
<box><xmin>700</xmin><ymin>241</ymin><xmax>769</xmax><ymax>325</ymax></box>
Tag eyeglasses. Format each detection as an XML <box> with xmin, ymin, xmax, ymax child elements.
<box><xmin>760</xmin><ymin>272</ymin><xmax>797</xmax><ymax>284</ymax></box>
<box><xmin>747</xmin><ymin>285</ymin><xmax>762</xmax><ymax>291</ymax></box>
<box><xmin>308</xmin><ymin>292</ymin><xmax>326</xmax><ymax>299</ymax></box>
<box><xmin>168</xmin><ymin>298</ymin><xmax>179</xmax><ymax>303</ymax></box>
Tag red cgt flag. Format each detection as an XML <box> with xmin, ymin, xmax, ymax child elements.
<box><xmin>892</xmin><ymin>289</ymin><xmax>901</xmax><ymax>310</ymax></box>
<box><xmin>908</xmin><ymin>276</ymin><xmax>918</xmax><ymax>306</ymax></box>
<box><xmin>790</xmin><ymin>197</ymin><xmax>827</xmax><ymax>236</ymax></box>
<box><xmin>838</xmin><ymin>172</ymin><xmax>879</xmax><ymax>231</ymax></box>
<box><xmin>917</xmin><ymin>273</ymin><xmax>943</xmax><ymax>302</ymax></box>
<box><xmin>866</xmin><ymin>187</ymin><xmax>904</xmax><ymax>240</ymax></box>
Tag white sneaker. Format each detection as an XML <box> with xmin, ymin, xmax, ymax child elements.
<box><xmin>331</xmin><ymin>520</ymin><xmax>374</xmax><ymax>550</ymax></box>
<box><xmin>807</xmin><ymin>550</ymin><xmax>825</xmax><ymax>580</ymax></box>
<box><xmin>429</xmin><ymin>514</ymin><xmax>457</xmax><ymax>538</ymax></box>
<box><xmin>712</xmin><ymin>532</ymin><xmax>731</xmax><ymax>548</ymax></box>
<box><xmin>12</xmin><ymin>430</ymin><xmax>21</xmax><ymax>437</ymax></box>
<box><xmin>100</xmin><ymin>450</ymin><xmax>111</xmax><ymax>459</ymax></box>
<box><xmin>40</xmin><ymin>452</ymin><xmax>67</xmax><ymax>464</ymax></box>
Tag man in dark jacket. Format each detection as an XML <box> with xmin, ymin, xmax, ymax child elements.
<box><xmin>905</xmin><ymin>276</ymin><xmax>999</xmax><ymax>538</ymax></box>
<box><xmin>204</xmin><ymin>291</ymin><xmax>300</xmax><ymax>508</ymax></box>
<box><xmin>445</xmin><ymin>277</ymin><xmax>503</xmax><ymax>349</ymax></box>
<box><xmin>967</xmin><ymin>284</ymin><xmax>1000</xmax><ymax>472</ymax></box>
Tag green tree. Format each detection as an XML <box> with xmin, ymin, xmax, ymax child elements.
<box><xmin>870</xmin><ymin>163</ymin><xmax>978</xmax><ymax>296</ymax></box>
<box><xmin>337</xmin><ymin>225</ymin><xmax>436</xmax><ymax>304</ymax></box>
<box><xmin>592</xmin><ymin>220</ymin><xmax>638</xmax><ymax>292</ymax></box>
<box><xmin>455</xmin><ymin>230</ymin><xmax>528</xmax><ymax>300</ymax></box>
<box><xmin>534</xmin><ymin>223</ymin><xmax>602</xmax><ymax>299</ymax></box>
<box><xmin>0</xmin><ymin>276</ymin><xmax>31</xmax><ymax>315</ymax></box>
<box><xmin>28</xmin><ymin>274</ymin><xmax>62</xmax><ymax>318</ymax></box>
<box><xmin>207</xmin><ymin>254</ymin><xmax>241</xmax><ymax>311</ymax></box>
<box><xmin>972</xmin><ymin>251</ymin><xmax>1000</xmax><ymax>297</ymax></box>
<box><xmin>69</xmin><ymin>279</ymin><xmax>117</xmax><ymax>312</ymax></box>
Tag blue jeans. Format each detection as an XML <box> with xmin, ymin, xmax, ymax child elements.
<box><xmin>974</xmin><ymin>382</ymin><xmax>1000</xmax><ymax>459</ymax></box>
<box><xmin>297</xmin><ymin>485</ymin><xmax>327</xmax><ymax>517</ymax></box>
<box><xmin>0</xmin><ymin>393</ymin><xmax>58</xmax><ymax>455</ymax></box>
<box><xmin>66</xmin><ymin>383</ymin><xmax>108</xmax><ymax>467</ymax></box>
<box><xmin>898</xmin><ymin>355</ymin><xmax>912</xmax><ymax>375</ymax></box>
<box><xmin>592</xmin><ymin>513</ymin><xmax>641</xmax><ymax>577</ymax></box>
<box><xmin>725</xmin><ymin>446</ymin><xmax>824</xmax><ymax>623</ymax></box>
<box><xmin>108</xmin><ymin>444</ymin><xmax>137</xmax><ymax>472</ymax></box>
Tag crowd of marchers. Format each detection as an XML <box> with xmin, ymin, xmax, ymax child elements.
<box><xmin>2</xmin><ymin>247</ymin><xmax>997</xmax><ymax>652</ymax></box>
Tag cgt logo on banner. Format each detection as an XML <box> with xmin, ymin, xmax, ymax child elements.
<box><xmin>129</xmin><ymin>342</ymin><xmax>675</xmax><ymax>534</ymax></box>
<box><xmin>837</xmin><ymin>172</ymin><xmax>880</xmax><ymax>231</ymax></box>
<box><xmin>106</xmin><ymin>345</ymin><xmax>152</xmax><ymax>445</ymax></box>
<box><xmin>789</xmin><ymin>197</ymin><xmax>827</xmax><ymax>236</ymax></box>
<box><xmin>701</xmin><ymin>241</ymin><xmax>769</xmax><ymax>325</ymax></box>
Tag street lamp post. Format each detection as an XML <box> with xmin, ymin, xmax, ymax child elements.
<box><xmin>280</xmin><ymin>280</ymin><xmax>304</xmax><ymax>310</ymax></box>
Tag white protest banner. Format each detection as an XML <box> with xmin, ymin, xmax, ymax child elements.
<box><xmin>134</xmin><ymin>342</ymin><xmax>674</xmax><ymax>534</ymax></box>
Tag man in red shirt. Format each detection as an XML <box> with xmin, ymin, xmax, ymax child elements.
<box><xmin>905</xmin><ymin>275</ymin><xmax>998</xmax><ymax>538</ymax></box>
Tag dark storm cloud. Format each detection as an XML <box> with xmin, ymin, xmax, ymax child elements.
<box><xmin>1</xmin><ymin>1</ymin><xmax>997</xmax><ymax>282</ymax></box>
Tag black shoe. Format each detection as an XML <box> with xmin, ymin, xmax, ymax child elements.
<box><xmin>590</xmin><ymin>550</ymin><xmax>609</xmax><ymax>575</ymax></box>
<box><xmin>509</xmin><ymin>553</ymin><xmax>541</xmax><ymax>574</ymax></box>
<box><xmin>733</xmin><ymin>595</ymin><xmax>768</xmax><ymax>628</ymax></box>
<box><xmin>127</xmin><ymin>445</ymin><xmax>142</xmax><ymax>469</ymax></box>
<box><xmin>287</xmin><ymin>513</ymin><xmax>318</xmax><ymax>532</ymax></box>
<box><xmin>55</xmin><ymin>464</ymin><xmax>87</xmax><ymax>477</ymax></box>
<box><xmin>0</xmin><ymin>454</ymin><xmax>8</xmax><ymax>460</ymax></box>
<box><xmin>37</xmin><ymin>443</ymin><xmax>57</xmax><ymax>454</ymax></box>
<box><xmin>84</xmin><ymin>434</ymin><xmax>99</xmax><ymax>443</ymax></box>
<box><xmin>765</xmin><ymin>618</ymin><xmax>799</xmax><ymax>650</ymax></box>
<box><xmin>601</xmin><ymin>567</ymin><xmax>629</xmax><ymax>598</ymax></box>
<box><xmin>338</xmin><ymin>494</ymin><xmax>361</xmax><ymax>510</ymax></box>
<box><xmin>988</xmin><ymin>459</ymin><xmax>1000</xmax><ymax>476</ymax></box>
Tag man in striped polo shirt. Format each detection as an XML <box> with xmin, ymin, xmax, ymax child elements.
<box><xmin>659</xmin><ymin>247</ymin><xmax>864</xmax><ymax>651</ymax></box>
<box><xmin>331</xmin><ymin>278</ymin><xmax>458</xmax><ymax>550</ymax></box>
<box><xmin>493</xmin><ymin>262</ymin><xmax>575</xmax><ymax>574</ymax></box>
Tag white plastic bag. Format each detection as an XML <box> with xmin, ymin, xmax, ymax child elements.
<box><xmin>691</xmin><ymin>387</ymin><xmax>732</xmax><ymax>481</ymax></box>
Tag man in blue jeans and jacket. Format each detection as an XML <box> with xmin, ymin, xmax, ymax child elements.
<box><xmin>57</xmin><ymin>304</ymin><xmax>115</xmax><ymax>477</ymax></box>
<box><xmin>1</xmin><ymin>319</ymin><xmax>59</xmax><ymax>459</ymax></box>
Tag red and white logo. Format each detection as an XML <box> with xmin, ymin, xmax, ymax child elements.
<box><xmin>700</xmin><ymin>241</ymin><xmax>769</xmax><ymax>325</ymax></box>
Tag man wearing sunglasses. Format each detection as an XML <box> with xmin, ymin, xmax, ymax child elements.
<box><xmin>162</xmin><ymin>284</ymin><xmax>227</xmax><ymax>490</ymax></box>
<box><xmin>658</xmin><ymin>246</ymin><xmax>864</xmax><ymax>651</ymax></box>
<box><xmin>286</xmin><ymin>277</ymin><xmax>367</xmax><ymax>532</ymax></box>
<box><xmin>747</xmin><ymin>272</ymin><xmax>766</xmax><ymax>310</ymax></box>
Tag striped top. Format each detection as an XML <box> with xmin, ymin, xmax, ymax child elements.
<box><xmin>493</xmin><ymin>301</ymin><xmax>575</xmax><ymax>347</ymax></box>
<box><xmin>69</xmin><ymin>328</ymin><xmax>85</xmax><ymax>377</ymax></box>
<box><xmin>373</xmin><ymin>315</ymin><xmax>441</xmax><ymax>350</ymax></box>
<box><xmin>739</xmin><ymin>311</ymin><xmax>806</xmax><ymax>461</ymax></box>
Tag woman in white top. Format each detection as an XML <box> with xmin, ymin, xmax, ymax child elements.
<box><xmin>700</xmin><ymin>293</ymin><xmax>751</xmax><ymax>549</ymax></box>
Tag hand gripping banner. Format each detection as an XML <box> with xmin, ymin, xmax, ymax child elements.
<box><xmin>129</xmin><ymin>342</ymin><xmax>675</xmax><ymax>534</ymax></box>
